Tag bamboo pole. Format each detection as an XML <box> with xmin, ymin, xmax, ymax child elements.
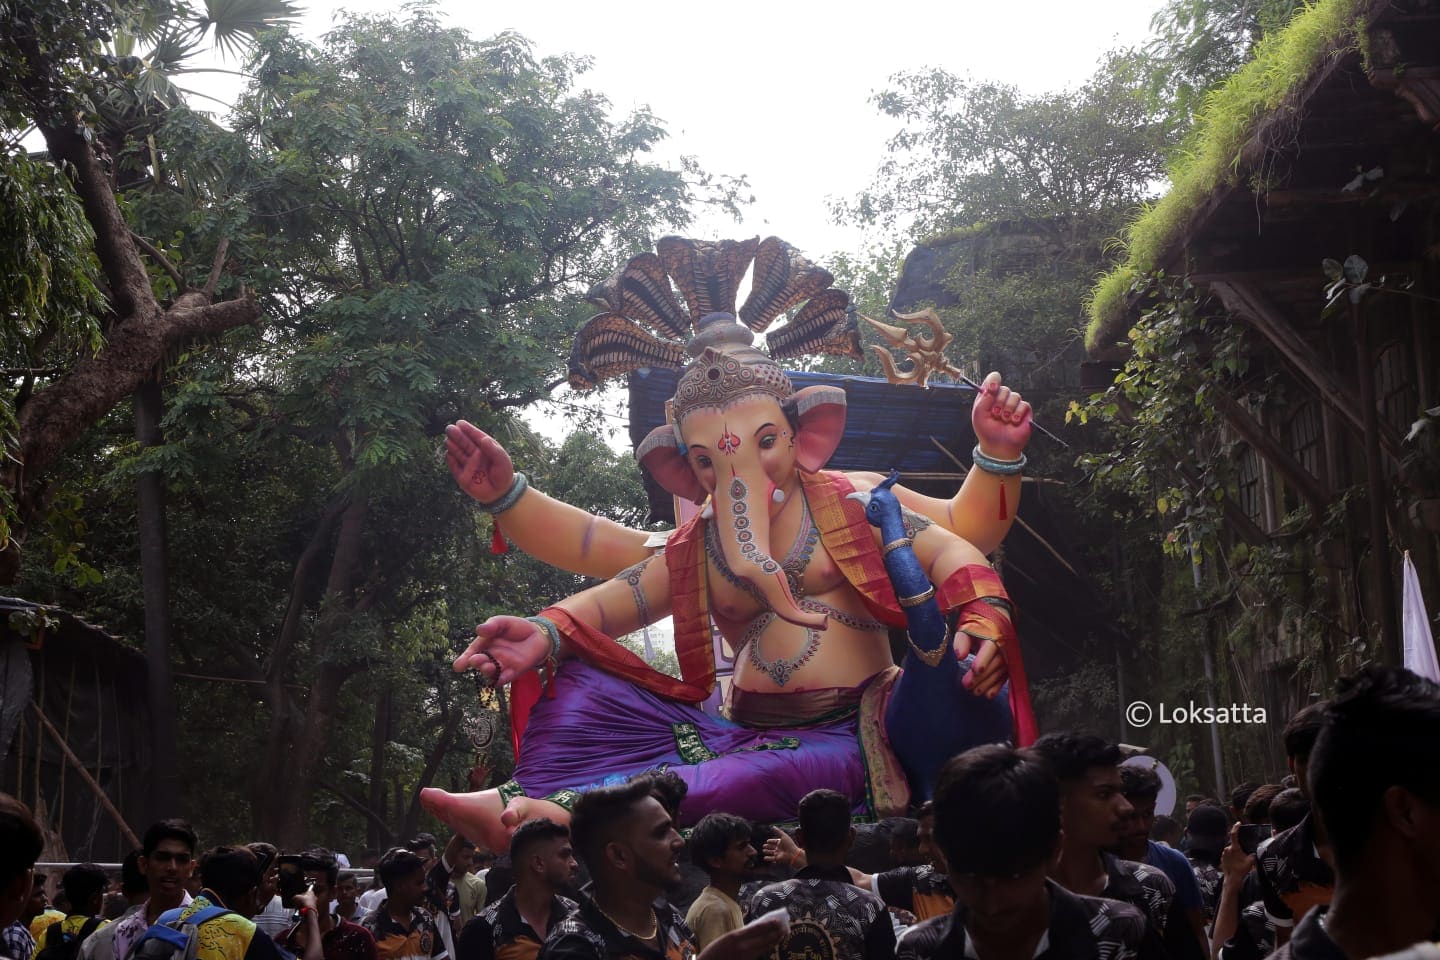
<box><xmin>30</xmin><ymin>700</ymin><xmax>141</xmax><ymax>849</ymax></box>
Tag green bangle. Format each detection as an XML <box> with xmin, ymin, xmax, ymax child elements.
<box><xmin>477</xmin><ymin>472</ymin><xmax>528</xmax><ymax>514</ymax></box>
<box><xmin>971</xmin><ymin>445</ymin><xmax>1026</xmax><ymax>477</ymax></box>
<box><xmin>525</xmin><ymin>615</ymin><xmax>562</xmax><ymax>661</ymax></box>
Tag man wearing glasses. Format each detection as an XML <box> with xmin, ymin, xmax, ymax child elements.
<box><xmin>107</xmin><ymin>820</ymin><xmax>197</xmax><ymax>960</ymax></box>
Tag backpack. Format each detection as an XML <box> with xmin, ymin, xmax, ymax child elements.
<box><xmin>35</xmin><ymin>918</ymin><xmax>104</xmax><ymax>960</ymax></box>
<box><xmin>127</xmin><ymin>906</ymin><xmax>233</xmax><ymax>960</ymax></box>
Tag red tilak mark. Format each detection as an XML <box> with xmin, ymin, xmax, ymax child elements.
<box><xmin>717</xmin><ymin>425</ymin><xmax>741</xmax><ymax>456</ymax></box>
<box><xmin>490</xmin><ymin>525</ymin><xmax>508</xmax><ymax>554</ymax></box>
<box><xmin>998</xmin><ymin>484</ymin><xmax>1009</xmax><ymax>521</ymax></box>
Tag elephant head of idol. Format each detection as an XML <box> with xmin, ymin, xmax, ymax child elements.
<box><xmin>566</xmin><ymin>237</ymin><xmax>865</xmax><ymax>629</ymax></box>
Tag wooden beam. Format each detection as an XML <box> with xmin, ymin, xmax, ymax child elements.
<box><xmin>1188</xmin><ymin>213</ymin><xmax>1415</xmax><ymax>278</ymax></box>
<box><xmin>31</xmin><ymin>700</ymin><xmax>141</xmax><ymax>849</ymax></box>
<box><xmin>1208</xmin><ymin>280</ymin><xmax>1405</xmax><ymax>462</ymax></box>
<box><xmin>1208</xmin><ymin>390</ymin><xmax>1332</xmax><ymax>514</ymax></box>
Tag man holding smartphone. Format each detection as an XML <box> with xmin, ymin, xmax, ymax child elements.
<box><xmin>1255</xmin><ymin>704</ymin><xmax>1334</xmax><ymax>947</ymax></box>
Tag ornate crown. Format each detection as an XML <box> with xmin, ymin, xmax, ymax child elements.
<box><xmin>567</xmin><ymin>236</ymin><xmax>863</xmax><ymax>422</ymax></box>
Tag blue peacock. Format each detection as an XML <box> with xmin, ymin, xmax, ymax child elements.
<box><xmin>848</xmin><ymin>471</ymin><xmax>1013</xmax><ymax>801</ymax></box>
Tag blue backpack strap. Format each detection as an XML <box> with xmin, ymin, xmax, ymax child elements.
<box><xmin>156</xmin><ymin>908</ymin><xmax>188</xmax><ymax>927</ymax></box>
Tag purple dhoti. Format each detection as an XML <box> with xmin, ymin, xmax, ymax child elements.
<box><xmin>506</xmin><ymin>661</ymin><xmax>870</xmax><ymax>825</ymax></box>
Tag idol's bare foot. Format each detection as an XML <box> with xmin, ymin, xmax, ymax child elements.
<box><xmin>420</xmin><ymin>787</ymin><xmax>570</xmax><ymax>852</ymax></box>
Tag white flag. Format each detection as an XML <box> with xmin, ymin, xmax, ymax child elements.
<box><xmin>1402</xmin><ymin>550</ymin><xmax>1439</xmax><ymax>682</ymax></box>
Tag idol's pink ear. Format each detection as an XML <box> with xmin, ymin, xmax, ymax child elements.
<box><xmin>787</xmin><ymin>385</ymin><xmax>847</xmax><ymax>472</ymax></box>
<box><xmin>636</xmin><ymin>425</ymin><xmax>708</xmax><ymax>504</ymax></box>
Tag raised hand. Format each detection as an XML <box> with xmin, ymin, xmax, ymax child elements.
<box><xmin>971</xmin><ymin>371</ymin><xmax>1032</xmax><ymax>461</ymax></box>
<box><xmin>453</xmin><ymin>615</ymin><xmax>552</xmax><ymax>686</ymax></box>
<box><xmin>445</xmin><ymin>420</ymin><xmax>516</xmax><ymax>503</ymax></box>
<box><xmin>762</xmin><ymin>827</ymin><xmax>805</xmax><ymax>868</ymax></box>
<box><xmin>962</xmin><ymin>638</ymin><xmax>1010</xmax><ymax>699</ymax></box>
<box><xmin>1221</xmin><ymin>821</ymin><xmax>1256</xmax><ymax>880</ymax></box>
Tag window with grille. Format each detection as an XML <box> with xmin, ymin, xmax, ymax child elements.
<box><xmin>1375</xmin><ymin>341</ymin><xmax>1417</xmax><ymax>437</ymax></box>
<box><xmin>1287</xmin><ymin>401</ymin><xmax>1323</xmax><ymax>482</ymax></box>
<box><xmin>1237</xmin><ymin>446</ymin><xmax>1263</xmax><ymax>523</ymax></box>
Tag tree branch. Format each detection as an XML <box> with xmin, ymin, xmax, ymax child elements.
<box><xmin>203</xmin><ymin>237</ymin><xmax>230</xmax><ymax>298</ymax></box>
<box><xmin>161</xmin><ymin>295</ymin><xmax>261</xmax><ymax>346</ymax></box>
<box><xmin>318</xmin><ymin>780</ymin><xmax>395</xmax><ymax>839</ymax></box>
<box><xmin>267</xmin><ymin>495</ymin><xmax>349</xmax><ymax>684</ymax></box>
<box><xmin>130</xmin><ymin>231</ymin><xmax>186</xmax><ymax>290</ymax></box>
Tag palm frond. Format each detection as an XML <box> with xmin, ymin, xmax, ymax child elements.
<box><xmin>193</xmin><ymin>0</ymin><xmax>302</xmax><ymax>61</ymax></box>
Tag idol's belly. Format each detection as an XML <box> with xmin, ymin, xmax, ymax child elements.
<box><xmin>720</xmin><ymin>590</ymin><xmax>895</xmax><ymax>693</ymax></box>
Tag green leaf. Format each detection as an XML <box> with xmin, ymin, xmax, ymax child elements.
<box><xmin>1343</xmin><ymin>254</ymin><xmax>1368</xmax><ymax>284</ymax></box>
<box><xmin>1322</xmin><ymin>258</ymin><xmax>1343</xmax><ymax>282</ymax></box>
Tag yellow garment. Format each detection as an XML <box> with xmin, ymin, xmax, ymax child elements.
<box><xmin>30</xmin><ymin>915</ymin><xmax>107</xmax><ymax>960</ymax></box>
<box><xmin>176</xmin><ymin>895</ymin><xmax>260</xmax><ymax>960</ymax></box>
<box><xmin>455</xmin><ymin>873</ymin><xmax>487</xmax><ymax>927</ymax></box>
<box><xmin>683</xmin><ymin>886</ymin><xmax>742</xmax><ymax>951</ymax></box>
<box><xmin>28</xmin><ymin>911</ymin><xmax>65</xmax><ymax>943</ymax></box>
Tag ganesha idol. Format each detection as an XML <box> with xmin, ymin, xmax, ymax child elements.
<box><xmin>421</xmin><ymin>237</ymin><xmax>1038</xmax><ymax>852</ymax></box>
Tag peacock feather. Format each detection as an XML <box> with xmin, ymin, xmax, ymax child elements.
<box><xmin>566</xmin><ymin>236</ymin><xmax>865</xmax><ymax>391</ymax></box>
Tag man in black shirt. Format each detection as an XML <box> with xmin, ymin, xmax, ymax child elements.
<box><xmin>748</xmin><ymin>789</ymin><xmax>895</xmax><ymax>960</ymax></box>
<box><xmin>1275</xmin><ymin>667</ymin><xmax>1440</xmax><ymax>960</ymax></box>
<box><xmin>859</xmin><ymin>803</ymin><xmax>956</xmax><ymax>924</ymax></box>
<box><xmin>1029</xmin><ymin>733</ymin><xmax>1181</xmax><ymax>955</ymax></box>
<box><xmin>1256</xmin><ymin>704</ymin><xmax>1334</xmax><ymax>946</ymax></box>
<box><xmin>458</xmin><ymin>819</ymin><xmax>575</xmax><ymax>960</ymax></box>
<box><xmin>539</xmin><ymin>781</ymin><xmax>781</xmax><ymax>960</ymax></box>
<box><xmin>897</xmin><ymin>745</ymin><xmax>1157</xmax><ymax>960</ymax></box>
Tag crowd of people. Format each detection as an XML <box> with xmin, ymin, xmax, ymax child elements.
<box><xmin>3</xmin><ymin>663</ymin><xmax>1437</xmax><ymax>960</ymax></box>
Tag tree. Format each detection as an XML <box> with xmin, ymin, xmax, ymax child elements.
<box><xmin>836</xmin><ymin>53</ymin><xmax>1170</xmax><ymax>241</ymax></box>
<box><xmin>5</xmin><ymin>0</ymin><xmax>299</xmax><ymax>820</ymax></box>
<box><xmin>830</xmin><ymin>49</ymin><xmax>1224</xmax><ymax>783</ymax></box>
<box><xmin>1140</xmin><ymin>0</ymin><xmax>1308</xmax><ymax>130</ymax></box>
<box><xmin>0</xmin><ymin>0</ymin><xmax>296</xmax><ymax>583</ymax></box>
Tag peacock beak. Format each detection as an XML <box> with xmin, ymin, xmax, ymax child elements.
<box><xmin>845</xmin><ymin>491</ymin><xmax>872</xmax><ymax>507</ymax></box>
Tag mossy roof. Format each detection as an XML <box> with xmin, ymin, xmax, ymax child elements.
<box><xmin>1084</xmin><ymin>0</ymin><xmax>1374</xmax><ymax>355</ymax></box>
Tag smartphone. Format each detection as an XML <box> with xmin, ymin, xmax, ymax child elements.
<box><xmin>1238</xmin><ymin>823</ymin><xmax>1272</xmax><ymax>855</ymax></box>
<box><xmin>277</xmin><ymin>855</ymin><xmax>308</xmax><ymax>907</ymax></box>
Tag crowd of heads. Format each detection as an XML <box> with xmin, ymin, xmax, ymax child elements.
<box><xmin>5</xmin><ymin>663</ymin><xmax>1440</xmax><ymax>960</ymax></box>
